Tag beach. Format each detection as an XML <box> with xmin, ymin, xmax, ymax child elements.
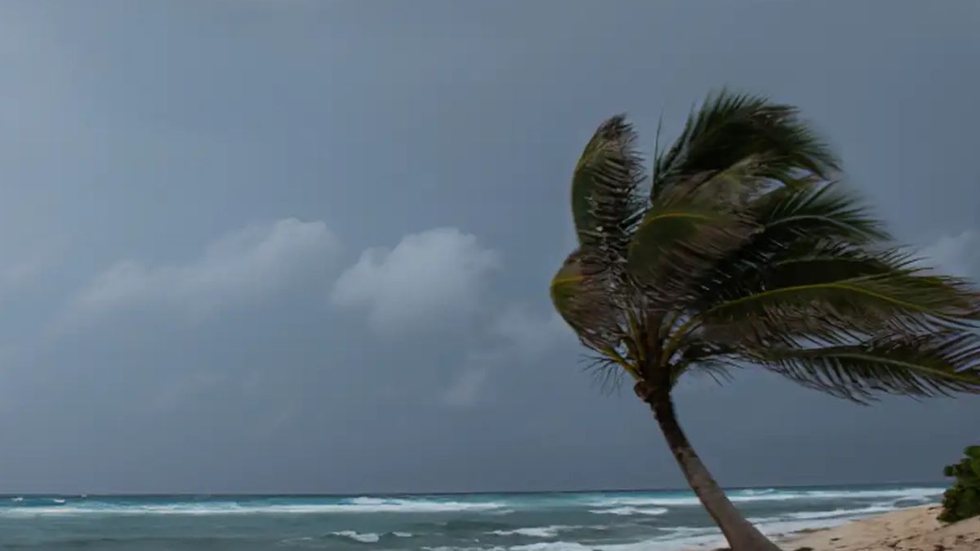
<box><xmin>782</xmin><ymin>505</ymin><xmax>980</xmax><ymax>551</ymax></box>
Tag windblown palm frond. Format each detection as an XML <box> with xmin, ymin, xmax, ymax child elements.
<box><xmin>571</xmin><ymin>116</ymin><xmax>646</xmax><ymax>279</ymax></box>
<box><xmin>552</xmin><ymin>89</ymin><xmax>980</xmax><ymax>402</ymax></box>
<box><xmin>685</xmin><ymin>183</ymin><xmax>892</xmax><ymax>308</ymax></box>
<box><xmin>700</xmin><ymin>270</ymin><xmax>978</xmax><ymax>341</ymax></box>
<box><xmin>745</xmin><ymin>332</ymin><xmax>980</xmax><ymax>402</ymax></box>
<box><xmin>550</xmin><ymin>249</ymin><xmax>636</xmax><ymax>376</ymax></box>
<box><xmin>652</xmin><ymin>90</ymin><xmax>839</xmax><ymax>202</ymax></box>
<box><xmin>626</xmin><ymin>198</ymin><xmax>757</xmax><ymax>310</ymax></box>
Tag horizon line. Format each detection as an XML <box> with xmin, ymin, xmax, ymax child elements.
<box><xmin>0</xmin><ymin>479</ymin><xmax>947</xmax><ymax>498</ymax></box>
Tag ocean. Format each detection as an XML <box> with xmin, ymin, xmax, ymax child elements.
<box><xmin>0</xmin><ymin>485</ymin><xmax>943</xmax><ymax>550</ymax></box>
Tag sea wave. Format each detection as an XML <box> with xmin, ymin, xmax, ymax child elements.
<box><xmin>510</xmin><ymin>544</ymin><xmax>594</xmax><ymax>551</ymax></box>
<box><xmin>491</xmin><ymin>525</ymin><xmax>579</xmax><ymax>538</ymax></box>
<box><xmin>331</xmin><ymin>530</ymin><xmax>381</xmax><ymax>543</ymax></box>
<box><xmin>782</xmin><ymin>504</ymin><xmax>898</xmax><ymax>520</ymax></box>
<box><xmin>587</xmin><ymin>486</ymin><xmax>941</xmax><ymax>508</ymax></box>
<box><xmin>344</xmin><ymin>497</ymin><xmax>506</xmax><ymax>513</ymax></box>
<box><xmin>0</xmin><ymin>497</ymin><xmax>506</xmax><ymax>516</ymax></box>
<box><xmin>790</xmin><ymin>488</ymin><xmax>941</xmax><ymax>501</ymax></box>
<box><xmin>427</xmin><ymin>543</ymin><xmax>708</xmax><ymax>551</ymax></box>
<box><xmin>421</xmin><ymin>540</ymin><xmax>718</xmax><ymax>551</ymax></box>
<box><xmin>283</xmin><ymin>531</ymin><xmax>413</xmax><ymax>546</ymax></box>
<box><xmin>754</xmin><ymin>517</ymin><xmax>858</xmax><ymax>538</ymax></box>
<box><xmin>589</xmin><ymin>506</ymin><xmax>669</xmax><ymax>516</ymax></box>
<box><xmin>509</xmin><ymin>536</ymin><xmax>721</xmax><ymax>551</ymax></box>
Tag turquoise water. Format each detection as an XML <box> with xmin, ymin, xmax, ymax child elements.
<box><xmin>0</xmin><ymin>485</ymin><xmax>943</xmax><ymax>550</ymax></box>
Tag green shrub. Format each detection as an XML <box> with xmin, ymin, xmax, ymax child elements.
<box><xmin>939</xmin><ymin>446</ymin><xmax>980</xmax><ymax>523</ymax></box>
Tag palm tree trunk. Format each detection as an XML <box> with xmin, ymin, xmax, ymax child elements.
<box><xmin>639</xmin><ymin>384</ymin><xmax>782</xmax><ymax>551</ymax></box>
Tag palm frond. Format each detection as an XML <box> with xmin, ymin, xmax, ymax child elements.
<box><xmin>550</xmin><ymin>249</ymin><xmax>632</xmax><ymax>359</ymax></box>
<box><xmin>626</xmin><ymin>201</ymin><xmax>758</xmax><ymax>309</ymax></box>
<box><xmin>652</xmin><ymin>90</ymin><xmax>839</xmax><ymax>201</ymax></box>
<box><xmin>746</xmin><ymin>332</ymin><xmax>980</xmax><ymax>403</ymax></box>
<box><xmin>582</xmin><ymin>354</ymin><xmax>628</xmax><ymax>395</ymax></box>
<box><xmin>756</xmin><ymin>182</ymin><xmax>888</xmax><ymax>243</ymax></box>
<box><xmin>669</xmin><ymin>340</ymin><xmax>740</xmax><ymax>386</ymax></box>
<box><xmin>700</xmin><ymin>271</ymin><xmax>979</xmax><ymax>348</ymax></box>
<box><xmin>688</xmin><ymin>183</ymin><xmax>892</xmax><ymax>311</ymax></box>
<box><xmin>572</xmin><ymin>116</ymin><xmax>646</xmax><ymax>277</ymax></box>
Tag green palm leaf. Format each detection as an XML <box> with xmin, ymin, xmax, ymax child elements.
<box><xmin>747</xmin><ymin>332</ymin><xmax>980</xmax><ymax>402</ymax></box>
<box><xmin>688</xmin><ymin>183</ymin><xmax>893</xmax><ymax>311</ymax></box>
<box><xmin>626</xmin><ymin>203</ymin><xmax>756</xmax><ymax>308</ymax></box>
<box><xmin>699</xmin><ymin>272</ymin><xmax>979</xmax><ymax>346</ymax></box>
<box><xmin>652</xmin><ymin>90</ymin><xmax>839</xmax><ymax>201</ymax></box>
<box><xmin>549</xmin><ymin>249</ymin><xmax>628</xmax><ymax>357</ymax></box>
<box><xmin>571</xmin><ymin>116</ymin><xmax>645</xmax><ymax>276</ymax></box>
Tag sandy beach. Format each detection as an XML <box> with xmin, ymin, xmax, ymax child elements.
<box><xmin>782</xmin><ymin>505</ymin><xmax>980</xmax><ymax>551</ymax></box>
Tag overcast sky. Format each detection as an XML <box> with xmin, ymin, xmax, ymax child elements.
<box><xmin>0</xmin><ymin>1</ymin><xmax>978</xmax><ymax>495</ymax></box>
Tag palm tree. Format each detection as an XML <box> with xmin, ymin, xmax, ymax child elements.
<box><xmin>550</xmin><ymin>90</ymin><xmax>980</xmax><ymax>550</ymax></box>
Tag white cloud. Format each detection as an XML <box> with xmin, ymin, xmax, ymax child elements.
<box><xmin>921</xmin><ymin>230</ymin><xmax>979</xmax><ymax>279</ymax></box>
<box><xmin>65</xmin><ymin>218</ymin><xmax>340</xmax><ymax>325</ymax></box>
<box><xmin>490</xmin><ymin>305</ymin><xmax>573</xmax><ymax>355</ymax></box>
<box><xmin>439</xmin><ymin>306</ymin><xmax>573</xmax><ymax>408</ymax></box>
<box><xmin>442</xmin><ymin>365</ymin><xmax>489</xmax><ymax>408</ymax></box>
<box><xmin>331</xmin><ymin>227</ymin><xmax>500</xmax><ymax>333</ymax></box>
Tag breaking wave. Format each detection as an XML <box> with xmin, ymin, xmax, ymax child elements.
<box><xmin>0</xmin><ymin>497</ymin><xmax>506</xmax><ymax>516</ymax></box>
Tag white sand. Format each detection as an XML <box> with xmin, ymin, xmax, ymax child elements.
<box><xmin>782</xmin><ymin>505</ymin><xmax>980</xmax><ymax>551</ymax></box>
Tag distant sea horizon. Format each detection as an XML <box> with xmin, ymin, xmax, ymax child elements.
<box><xmin>0</xmin><ymin>477</ymin><xmax>948</xmax><ymax>498</ymax></box>
<box><xmin>0</xmin><ymin>482</ymin><xmax>946</xmax><ymax>550</ymax></box>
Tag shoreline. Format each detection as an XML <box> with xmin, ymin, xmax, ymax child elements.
<box><xmin>777</xmin><ymin>505</ymin><xmax>980</xmax><ymax>551</ymax></box>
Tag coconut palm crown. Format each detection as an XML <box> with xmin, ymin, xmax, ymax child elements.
<box><xmin>550</xmin><ymin>90</ymin><xmax>980</xmax><ymax>550</ymax></box>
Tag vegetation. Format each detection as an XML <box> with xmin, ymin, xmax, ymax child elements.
<box><xmin>940</xmin><ymin>446</ymin><xmax>980</xmax><ymax>523</ymax></box>
<box><xmin>549</xmin><ymin>90</ymin><xmax>980</xmax><ymax>550</ymax></box>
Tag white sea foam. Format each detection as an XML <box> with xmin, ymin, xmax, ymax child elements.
<box><xmin>781</xmin><ymin>504</ymin><xmax>898</xmax><ymax>520</ymax></box>
<box><xmin>509</xmin><ymin>536</ymin><xmax>722</xmax><ymax>551</ymax></box>
<box><xmin>516</xmin><ymin>502</ymin><xmax>936</xmax><ymax>551</ymax></box>
<box><xmin>332</xmin><ymin>530</ymin><xmax>381</xmax><ymax>543</ymax></box>
<box><xmin>418</xmin><ymin>504</ymin><xmax>919</xmax><ymax>551</ymax></box>
<box><xmin>736</xmin><ymin>487</ymin><xmax>941</xmax><ymax>504</ymax></box>
<box><xmin>589</xmin><ymin>496</ymin><xmax>677</xmax><ymax>507</ymax></box>
<box><xmin>0</xmin><ymin>497</ymin><xmax>506</xmax><ymax>516</ymax></box>
<box><xmin>501</xmin><ymin>526</ymin><xmax>723</xmax><ymax>551</ymax></box>
<box><xmin>755</xmin><ymin>517</ymin><xmax>857</xmax><ymax>537</ymax></box>
<box><xmin>492</xmin><ymin>525</ymin><xmax>580</xmax><ymax>538</ymax></box>
<box><xmin>649</xmin><ymin>514</ymin><xmax>896</xmax><ymax>551</ymax></box>
<box><xmin>493</xmin><ymin>527</ymin><xmax>558</xmax><ymax>538</ymax></box>
<box><xmin>510</xmin><ymin>544</ymin><xmax>591</xmax><ymax>551</ymax></box>
<box><xmin>792</xmin><ymin>488</ymin><xmax>941</xmax><ymax>501</ymax></box>
<box><xmin>589</xmin><ymin>506</ymin><xmax>669</xmax><ymax>516</ymax></box>
<box><xmin>588</xmin><ymin>487</ymin><xmax>941</xmax><ymax>508</ymax></box>
<box><xmin>344</xmin><ymin>497</ymin><xmax>505</xmax><ymax>513</ymax></box>
<box><xmin>431</xmin><ymin>542</ymin><xmax>684</xmax><ymax>551</ymax></box>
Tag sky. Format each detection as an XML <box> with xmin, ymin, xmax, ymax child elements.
<box><xmin>0</xmin><ymin>0</ymin><xmax>978</xmax><ymax>495</ymax></box>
